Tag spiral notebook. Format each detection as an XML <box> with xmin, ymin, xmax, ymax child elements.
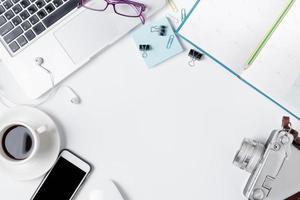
<box><xmin>177</xmin><ymin>0</ymin><xmax>300</xmax><ymax>119</ymax></box>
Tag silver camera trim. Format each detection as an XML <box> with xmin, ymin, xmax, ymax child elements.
<box><xmin>233</xmin><ymin>130</ymin><xmax>294</xmax><ymax>200</ymax></box>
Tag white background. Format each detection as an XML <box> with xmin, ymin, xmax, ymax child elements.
<box><xmin>0</xmin><ymin>4</ymin><xmax>299</xmax><ymax>200</ymax></box>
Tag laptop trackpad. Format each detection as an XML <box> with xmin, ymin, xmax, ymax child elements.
<box><xmin>54</xmin><ymin>10</ymin><xmax>119</xmax><ymax>64</ymax></box>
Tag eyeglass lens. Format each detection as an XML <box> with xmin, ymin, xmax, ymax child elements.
<box><xmin>114</xmin><ymin>3</ymin><xmax>142</xmax><ymax>17</ymax></box>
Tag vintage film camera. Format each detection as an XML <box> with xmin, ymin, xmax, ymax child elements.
<box><xmin>233</xmin><ymin>117</ymin><xmax>300</xmax><ymax>200</ymax></box>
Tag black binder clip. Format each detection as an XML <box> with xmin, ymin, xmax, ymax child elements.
<box><xmin>139</xmin><ymin>44</ymin><xmax>152</xmax><ymax>58</ymax></box>
<box><xmin>188</xmin><ymin>49</ymin><xmax>203</xmax><ymax>66</ymax></box>
<box><xmin>151</xmin><ymin>25</ymin><xmax>167</xmax><ymax>36</ymax></box>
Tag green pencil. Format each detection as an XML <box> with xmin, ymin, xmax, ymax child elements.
<box><xmin>245</xmin><ymin>0</ymin><xmax>296</xmax><ymax>69</ymax></box>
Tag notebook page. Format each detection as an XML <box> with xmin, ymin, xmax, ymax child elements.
<box><xmin>178</xmin><ymin>0</ymin><xmax>290</xmax><ymax>73</ymax></box>
<box><xmin>242</xmin><ymin>0</ymin><xmax>300</xmax><ymax>116</ymax></box>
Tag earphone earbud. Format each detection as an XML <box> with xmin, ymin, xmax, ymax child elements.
<box><xmin>71</xmin><ymin>97</ymin><xmax>81</xmax><ymax>104</ymax></box>
<box><xmin>35</xmin><ymin>57</ymin><xmax>44</xmax><ymax>66</ymax></box>
<box><xmin>67</xmin><ymin>86</ymin><xmax>81</xmax><ymax>104</ymax></box>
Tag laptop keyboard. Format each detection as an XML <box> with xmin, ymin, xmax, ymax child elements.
<box><xmin>0</xmin><ymin>0</ymin><xmax>79</xmax><ymax>55</ymax></box>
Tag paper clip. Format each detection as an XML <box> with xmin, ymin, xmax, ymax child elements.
<box><xmin>151</xmin><ymin>25</ymin><xmax>167</xmax><ymax>36</ymax></box>
<box><xmin>166</xmin><ymin>14</ymin><xmax>180</xmax><ymax>24</ymax></box>
<box><xmin>167</xmin><ymin>0</ymin><xmax>178</xmax><ymax>13</ymax></box>
<box><xmin>188</xmin><ymin>49</ymin><xmax>203</xmax><ymax>66</ymax></box>
<box><xmin>181</xmin><ymin>8</ymin><xmax>187</xmax><ymax>22</ymax></box>
<box><xmin>166</xmin><ymin>35</ymin><xmax>175</xmax><ymax>49</ymax></box>
<box><xmin>139</xmin><ymin>44</ymin><xmax>151</xmax><ymax>58</ymax></box>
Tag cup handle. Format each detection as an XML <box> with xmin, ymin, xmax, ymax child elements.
<box><xmin>36</xmin><ymin>125</ymin><xmax>48</xmax><ymax>134</ymax></box>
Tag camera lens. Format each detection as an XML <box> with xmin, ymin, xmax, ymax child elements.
<box><xmin>233</xmin><ymin>139</ymin><xmax>265</xmax><ymax>173</ymax></box>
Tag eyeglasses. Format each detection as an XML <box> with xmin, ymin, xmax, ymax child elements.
<box><xmin>78</xmin><ymin>0</ymin><xmax>146</xmax><ymax>24</ymax></box>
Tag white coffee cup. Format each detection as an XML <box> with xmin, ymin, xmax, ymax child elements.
<box><xmin>0</xmin><ymin>121</ymin><xmax>47</xmax><ymax>165</ymax></box>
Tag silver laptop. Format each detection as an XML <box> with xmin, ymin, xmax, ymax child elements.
<box><xmin>0</xmin><ymin>0</ymin><xmax>165</xmax><ymax>98</ymax></box>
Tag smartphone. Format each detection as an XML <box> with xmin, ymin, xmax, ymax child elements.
<box><xmin>30</xmin><ymin>149</ymin><xmax>92</xmax><ymax>200</ymax></box>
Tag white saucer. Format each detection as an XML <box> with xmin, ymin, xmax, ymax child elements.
<box><xmin>0</xmin><ymin>106</ymin><xmax>61</xmax><ymax>181</ymax></box>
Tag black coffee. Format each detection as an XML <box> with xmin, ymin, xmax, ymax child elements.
<box><xmin>2</xmin><ymin>125</ymin><xmax>33</xmax><ymax>160</ymax></box>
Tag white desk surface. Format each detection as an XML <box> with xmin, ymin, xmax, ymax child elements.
<box><xmin>0</xmin><ymin>7</ymin><xmax>298</xmax><ymax>200</ymax></box>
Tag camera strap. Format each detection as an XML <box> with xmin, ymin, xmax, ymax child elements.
<box><xmin>286</xmin><ymin>191</ymin><xmax>300</xmax><ymax>200</ymax></box>
<box><xmin>282</xmin><ymin>116</ymin><xmax>300</xmax><ymax>200</ymax></box>
<box><xmin>282</xmin><ymin>116</ymin><xmax>300</xmax><ymax>150</ymax></box>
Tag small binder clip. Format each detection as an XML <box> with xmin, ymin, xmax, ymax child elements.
<box><xmin>151</xmin><ymin>25</ymin><xmax>167</xmax><ymax>36</ymax></box>
<box><xmin>139</xmin><ymin>44</ymin><xmax>151</xmax><ymax>58</ymax></box>
<box><xmin>188</xmin><ymin>49</ymin><xmax>203</xmax><ymax>66</ymax></box>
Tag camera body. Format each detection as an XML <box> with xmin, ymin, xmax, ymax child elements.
<box><xmin>233</xmin><ymin>130</ymin><xmax>295</xmax><ymax>200</ymax></box>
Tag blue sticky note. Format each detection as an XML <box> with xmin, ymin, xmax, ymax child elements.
<box><xmin>132</xmin><ymin>17</ymin><xmax>184</xmax><ymax>68</ymax></box>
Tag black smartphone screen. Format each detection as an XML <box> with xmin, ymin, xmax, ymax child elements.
<box><xmin>32</xmin><ymin>157</ymin><xmax>87</xmax><ymax>200</ymax></box>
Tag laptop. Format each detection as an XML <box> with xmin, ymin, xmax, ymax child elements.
<box><xmin>0</xmin><ymin>0</ymin><xmax>165</xmax><ymax>98</ymax></box>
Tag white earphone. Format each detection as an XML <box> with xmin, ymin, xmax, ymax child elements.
<box><xmin>0</xmin><ymin>57</ymin><xmax>81</xmax><ymax>108</ymax></box>
<box><xmin>35</xmin><ymin>57</ymin><xmax>81</xmax><ymax>104</ymax></box>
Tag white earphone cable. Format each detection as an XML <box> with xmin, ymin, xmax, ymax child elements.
<box><xmin>0</xmin><ymin>57</ymin><xmax>81</xmax><ymax>108</ymax></box>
